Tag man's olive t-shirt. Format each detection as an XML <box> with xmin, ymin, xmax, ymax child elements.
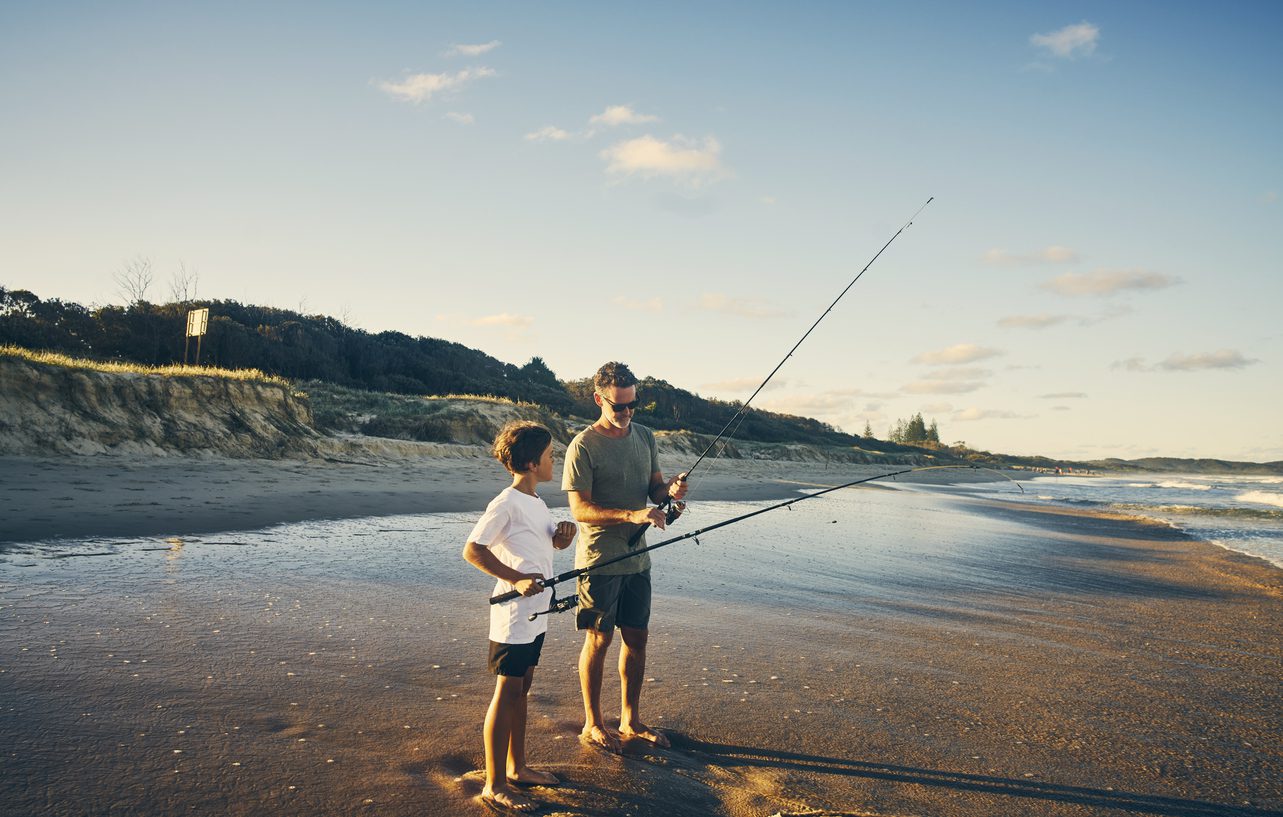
<box><xmin>561</xmin><ymin>423</ymin><xmax>659</xmax><ymax>575</ymax></box>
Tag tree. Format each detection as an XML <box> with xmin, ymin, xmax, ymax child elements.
<box><xmin>863</xmin><ymin>420</ymin><xmax>874</xmax><ymax>439</ymax></box>
<box><xmin>169</xmin><ymin>261</ymin><xmax>199</xmax><ymax>303</ymax></box>
<box><xmin>114</xmin><ymin>256</ymin><xmax>154</xmax><ymax>304</ymax></box>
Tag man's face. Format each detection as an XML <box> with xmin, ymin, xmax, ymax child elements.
<box><xmin>595</xmin><ymin>385</ymin><xmax>637</xmax><ymax>430</ymax></box>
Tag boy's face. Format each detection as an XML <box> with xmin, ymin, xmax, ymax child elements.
<box><xmin>533</xmin><ymin>441</ymin><xmax>555</xmax><ymax>482</ymax></box>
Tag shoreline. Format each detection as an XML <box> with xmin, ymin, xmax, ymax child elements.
<box><xmin>0</xmin><ymin>453</ymin><xmax>1004</xmax><ymax>546</ymax></box>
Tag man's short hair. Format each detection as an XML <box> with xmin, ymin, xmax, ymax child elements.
<box><xmin>492</xmin><ymin>421</ymin><xmax>552</xmax><ymax>474</ymax></box>
<box><xmin>594</xmin><ymin>361</ymin><xmax>637</xmax><ymax>391</ymax></box>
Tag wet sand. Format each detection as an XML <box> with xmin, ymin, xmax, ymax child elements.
<box><xmin>1</xmin><ymin>457</ymin><xmax>1281</xmax><ymax>816</ymax></box>
<box><xmin>0</xmin><ymin>454</ymin><xmax>911</xmax><ymax>545</ymax></box>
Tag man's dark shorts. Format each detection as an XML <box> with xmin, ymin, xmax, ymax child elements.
<box><xmin>576</xmin><ymin>570</ymin><xmax>652</xmax><ymax>631</ymax></box>
<box><xmin>488</xmin><ymin>632</ymin><xmax>545</xmax><ymax>677</ymax></box>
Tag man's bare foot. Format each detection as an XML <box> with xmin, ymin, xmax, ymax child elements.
<box><xmin>579</xmin><ymin>724</ymin><xmax>622</xmax><ymax>754</ymax></box>
<box><xmin>479</xmin><ymin>786</ymin><xmax>538</xmax><ymax>813</ymax></box>
<box><xmin>619</xmin><ymin>722</ymin><xmax>670</xmax><ymax>748</ymax></box>
<box><xmin>507</xmin><ymin>766</ymin><xmax>559</xmax><ymax>787</ymax></box>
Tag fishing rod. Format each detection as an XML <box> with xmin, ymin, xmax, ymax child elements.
<box><xmin>630</xmin><ymin>197</ymin><xmax>935</xmax><ymax>546</ymax></box>
<box><xmin>492</xmin><ymin>464</ymin><xmax>1022</xmax><ymax>618</ymax></box>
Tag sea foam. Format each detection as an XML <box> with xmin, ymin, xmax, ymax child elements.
<box><xmin>1238</xmin><ymin>490</ymin><xmax>1283</xmax><ymax>509</ymax></box>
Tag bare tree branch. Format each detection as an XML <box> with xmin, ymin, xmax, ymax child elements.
<box><xmin>169</xmin><ymin>261</ymin><xmax>200</xmax><ymax>303</ymax></box>
<box><xmin>114</xmin><ymin>256</ymin><xmax>154</xmax><ymax>304</ymax></box>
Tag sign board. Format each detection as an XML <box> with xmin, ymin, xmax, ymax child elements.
<box><xmin>186</xmin><ymin>308</ymin><xmax>209</xmax><ymax>338</ymax></box>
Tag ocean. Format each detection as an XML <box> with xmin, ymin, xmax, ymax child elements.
<box><xmin>910</xmin><ymin>471</ymin><xmax>1283</xmax><ymax>570</ymax></box>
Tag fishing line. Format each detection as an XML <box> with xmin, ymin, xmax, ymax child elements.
<box><xmin>493</xmin><ymin>463</ymin><xmax>1021</xmax><ymax>617</ymax></box>
<box><xmin>632</xmin><ymin>197</ymin><xmax>935</xmax><ymax>546</ymax></box>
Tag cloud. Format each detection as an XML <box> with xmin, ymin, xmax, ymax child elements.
<box><xmin>912</xmin><ymin>343</ymin><xmax>1003</xmax><ymax>365</ymax></box>
<box><xmin>998</xmin><ymin>313</ymin><xmax>1069</xmax><ymax>329</ymax></box>
<box><xmin>921</xmin><ymin>367</ymin><xmax>990</xmax><ymax>380</ymax></box>
<box><xmin>444</xmin><ymin>40</ymin><xmax>501</xmax><ymax>57</ymax></box>
<box><xmin>378</xmin><ymin>67</ymin><xmax>495</xmax><ymax>104</ymax></box>
<box><xmin>760</xmin><ymin>195</ymin><xmax>777</xmax><ymax>205</ymax></box>
<box><xmin>1112</xmin><ymin>357</ymin><xmax>1150</xmax><ymax>372</ymax></box>
<box><xmin>1042</xmin><ymin>268</ymin><xmax>1179</xmax><ymax>297</ymax></box>
<box><xmin>982</xmin><ymin>246</ymin><xmax>1079</xmax><ymax>265</ymax></box>
<box><xmin>444</xmin><ymin>112</ymin><xmax>475</xmax><ymax>125</ymax></box>
<box><xmin>697</xmin><ymin>292</ymin><xmax>786</xmax><ymax>319</ymax></box>
<box><xmin>954</xmin><ymin>408</ymin><xmax>1028</xmax><ymax>422</ymax></box>
<box><xmin>759</xmin><ymin>391</ymin><xmax>863</xmax><ymax>415</ymax></box>
<box><xmin>1159</xmin><ymin>350</ymin><xmax>1259</xmax><ymax>371</ymax></box>
<box><xmin>901</xmin><ymin>380</ymin><xmax>985</xmax><ymax>395</ymax></box>
<box><xmin>469</xmin><ymin>313</ymin><xmax>533</xmax><ymax>328</ymax></box>
<box><xmin>611</xmin><ymin>295</ymin><xmax>663</xmax><ymax>312</ymax></box>
<box><xmin>702</xmin><ymin>377</ymin><xmax>788</xmax><ymax>394</ymax></box>
<box><xmin>1030</xmin><ymin>22</ymin><xmax>1100</xmax><ymax>58</ymax></box>
<box><xmin>589</xmin><ymin>105</ymin><xmax>659</xmax><ymax>127</ymax></box>
<box><xmin>524</xmin><ymin>125</ymin><xmax>572</xmax><ymax>142</ymax></box>
<box><xmin>1039</xmin><ymin>392</ymin><xmax>1087</xmax><ymax>399</ymax></box>
<box><xmin>601</xmin><ymin>135</ymin><xmax>724</xmax><ymax>184</ymax></box>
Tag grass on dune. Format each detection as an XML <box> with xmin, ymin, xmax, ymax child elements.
<box><xmin>0</xmin><ymin>344</ymin><xmax>286</xmax><ymax>385</ymax></box>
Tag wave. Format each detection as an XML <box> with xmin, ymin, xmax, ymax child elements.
<box><xmin>1238</xmin><ymin>490</ymin><xmax>1283</xmax><ymax>509</ymax></box>
<box><xmin>1109</xmin><ymin>502</ymin><xmax>1283</xmax><ymax>521</ymax></box>
<box><xmin>1156</xmin><ymin>480</ymin><xmax>1214</xmax><ymax>491</ymax></box>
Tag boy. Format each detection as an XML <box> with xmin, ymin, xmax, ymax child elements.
<box><xmin>463</xmin><ymin>421</ymin><xmax>576</xmax><ymax>812</ymax></box>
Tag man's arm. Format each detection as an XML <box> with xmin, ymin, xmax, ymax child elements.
<box><xmin>648</xmin><ymin>471</ymin><xmax>689</xmax><ymax>505</ymax></box>
<box><xmin>567</xmin><ymin>488</ymin><xmax>669</xmax><ymax>529</ymax></box>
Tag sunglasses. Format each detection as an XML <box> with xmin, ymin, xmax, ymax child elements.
<box><xmin>601</xmin><ymin>396</ymin><xmax>641</xmax><ymax>412</ymax></box>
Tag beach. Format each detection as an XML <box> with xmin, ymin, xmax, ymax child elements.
<box><xmin>2</xmin><ymin>455</ymin><xmax>1281</xmax><ymax>816</ymax></box>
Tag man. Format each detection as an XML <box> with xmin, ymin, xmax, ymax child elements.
<box><xmin>562</xmin><ymin>361</ymin><xmax>688</xmax><ymax>753</ymax></box>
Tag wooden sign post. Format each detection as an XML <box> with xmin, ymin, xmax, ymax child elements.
<box><xmin>185</xmin><ymin>307</ymin><xmax>209</xmax><ymax>365</ymax></box>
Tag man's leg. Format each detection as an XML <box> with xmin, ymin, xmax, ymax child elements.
<box><xmin>579</xmin><ymin>628</ymin><xmax>622</xmax><ymax>753</ymax></box>
<box><xmin>617</xmin><ymin>625</ymin><xmax>669</xmax><ymax>747</ymax></box>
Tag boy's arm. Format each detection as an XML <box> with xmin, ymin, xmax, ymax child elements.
<box><xmin>462</xmin><ymin>541</ymin><xmax>544</xmax><ymax>597</ymax></box>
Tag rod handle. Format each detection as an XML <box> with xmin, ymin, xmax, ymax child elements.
<box><xmin>489</xmin><ymin>589</ymin><xmax>520</xmax><ymax>605</ymax></box>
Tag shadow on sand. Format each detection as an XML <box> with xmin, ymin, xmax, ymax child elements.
<box><xmin>674</xmin><ymin>737</ymin><xmax>1280</xmax><ymax>817</ymax></box>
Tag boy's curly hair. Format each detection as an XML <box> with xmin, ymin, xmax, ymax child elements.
<box><xmin>492</xmin><ymin>421</ymin><xmax>552</xmax><ymax>474</ymax></box>
<box><xmin>593</xmin><ymin>361</ymin><xmax>637</xmax><ymax>391</ymax></box>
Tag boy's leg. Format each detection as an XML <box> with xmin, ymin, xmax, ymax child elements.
<box><xmin>507</xmin><ymin>667</ymin><xmax>558</xmax><ymax>786</ymax></box>
<box><xmin>483</xmin><ymin>676</ymin><xmax>536</xmax><ymax>809</ymax></box>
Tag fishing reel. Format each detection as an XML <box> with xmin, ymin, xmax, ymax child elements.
<box><xmin>664</xmin><ymin>499</ymin><xmax>686</xmax><ymax>525</ymax></box>
<box><xmin>528</xmin><ymin>583</ymin><xmax>577</xmax><ymax>621</ymax></box>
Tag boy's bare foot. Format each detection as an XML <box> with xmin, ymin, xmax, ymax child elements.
<box><xmin>619</xmin><ymin>722</ymin><xmax>670</xmax><ymax>748</ymax></box>
<box><xmin>507</xmin><ymin>766</ymin><xmax>559</xmax><ymax>787</ymax></box>
<box><xmin>579</xmin><ymin>724</ymin><xmax>622</xmax><ymax>754</ymax></box>
<box><xmin>479</xmin><ymin>787</ymin><xmax>538</xmax><ymax>813</ymax></box>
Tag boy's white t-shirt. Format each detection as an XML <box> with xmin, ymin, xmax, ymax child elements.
<box><xmin>467</xmin><ymin>486</ymin><xmax>556</xmax><ymax>644</ymax></box>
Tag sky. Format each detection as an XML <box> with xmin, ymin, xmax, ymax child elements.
<box><xmin>2</xmin><ymin>1</ymin><xmax>1280</xmax><ymax>462</ymax></box>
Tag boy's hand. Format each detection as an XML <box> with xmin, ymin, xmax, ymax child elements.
<box><xmin>514</xmin><ymin>574</ymin><xmax>545</xmax><ymax>596</ymax></box>
<box><xmin>553</xmin><ymin>521</ymin><xmax>577</xmax><ymax>550</ymax></box>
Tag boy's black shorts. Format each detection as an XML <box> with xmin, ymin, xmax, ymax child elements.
<box><xmin>576</xmin><ymin>570</ymin><xmax>651</xmax><ymax>631</ymax></box>
<box><xmin>488</xmin><ymin>632</ymin><xmax>545</xmax><ymax>677</ymax></box>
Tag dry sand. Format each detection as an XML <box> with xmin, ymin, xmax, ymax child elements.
<box><xmin>1</xmin><ymin>453</ymin><xmax>1281</xmax><ymax>817</ymax></box>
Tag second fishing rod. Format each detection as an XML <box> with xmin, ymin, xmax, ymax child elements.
<box><xmin>627</xmin><ymin>196</ymin><xmax>935</xmax><ymax>548</ymax></box>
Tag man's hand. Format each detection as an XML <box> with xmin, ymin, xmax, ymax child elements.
<box><xmin>552</xmin><ymin>521</ymin><xmax>577</xmax><ymax>550</ymax></box>
<box><xmin>629</xmin><ymin>506</ymin><xmax>669</xmax><ymax>529</ymax></box>
<box><xmin>669</xmin><ymin>472</ymin><xmax>689</xmax><ymax>501</ymax></box>
<box><xmin>513</xmin><ymin>574</ymin><xmax>545</xmax><ymax>596</ymax></box>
